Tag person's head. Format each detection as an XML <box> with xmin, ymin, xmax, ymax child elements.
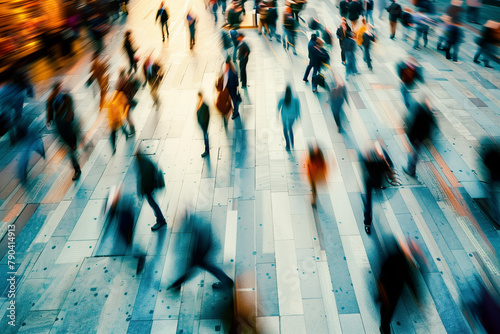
<box><xmin>197</xmin><ymin>91</ymin><xmax>203</xmax><ymax>102</ymax></box>
<box><xmin>52</xmin><ymin>81</ymin><xmax>62</xmax><ymax>94</ymax></box>
<box><xmin>362</xmin><ymin>18</ymin><xmax>366</xmax><ymax>25</ymax></box>
<box><xmin>125</xmin><ymin>30</ymin><xmax>131</xmax><ymax>39</ymax></box>
<box><xmin>311</xmin><ymin>33</ymin><xmax>317</xmax><ymax>42</ymax></box>
<box><xmin>237</xmin><ymin>33</ymin><xmax>245</xmax><ymax>42</ymax></box>
<box><xmin>284</xmin><ymin>85</ymin><xmax>292</xmax><ymax>105</ymax></box>
<box><xmin>160</xmin><ymin>1</ymin><xmax>164</xmax><ymax>7</ymax></box>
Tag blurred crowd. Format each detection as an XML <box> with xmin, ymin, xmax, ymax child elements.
<box><xmin>1</xmin><ymin>0</ymin><xmax>500</xmax><ymax>333</ymax></box>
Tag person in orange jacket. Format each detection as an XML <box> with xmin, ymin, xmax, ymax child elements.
<box><xmin>306</xmin><ymin>143</ymin><xmax>327</xmax><ymax>207</ymax></box>
<box><xmin>106</xmin><ymin>90</ymin><xmax>130</xmax><ymax>154</ymax></box>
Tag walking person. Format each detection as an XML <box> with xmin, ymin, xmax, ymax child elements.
<box><xmin>344</xmin><ymin>31</ymin><xmax>359</xmax><ymax>80</ymax></box>
<box><xmin>481</xmin><ymin>138</ymin><xmax>500</xmax><ymax>223</ymax></box>
<box><xmin>143</xmin><ymin>55</ymin><xmax>164</xmax><ymax>110</ymax></box>
<box><xmin>310</xmin><ymin>38</ymin><xmax>330</xmax><ymax>92</ymax></box>
<box><xmin>444</xmin><ymin>22</ymin><xmax>463</xmax><ymax>62</ymax></box>
<box><xmin>283</xmin><ymin>7</ymin><xmax>298</xmax><ymax>55</ymax></box>
<box><xmin>473</xmin><ymin>20</ymin><xmax>499</xmax><ymax>69</ymax></box>
<box><xmin>88</xmin><ymin>54</ymin><xmax>110</xmax><ymax>111</ymax></box>
<box><xmin>340</xmin><ymin>0</ymin><xmax>350</xmax><ymax>19</ymax></box>
<box><xmin>329</xmin><ymin>73</ymin><xmax>349</xmax><ymax>133</ymax></box>
<box><xmin>156</xmin><ymin>2</ymin><xmax>170</xmax><ymax>42</ymax></box>
<box><xmin>362</xmin><ymin>147</ymin><xmax>385</xmax><ymax>234</ymax></box>
<box><xmin>107</xmin><ymin>90</ymin><xmax>131</xmax><ymax>154</ymax></box>
<box><xmin>123</xmin><ymin>31</ymin><xmax>138</xmax><ymax>74</ymax></box>
<box><xmin>135</xmin><ymin>150</ymin><xmax>167</xmax><ymax>231</ymax></box>
<box><xmin>46</xmin><ymin>82</ymin><xmax>82</xmax><ymax>181</ymax></box>
<box><xmin>401</xmin><ymin>7</ymin><xmax>414</xmax><ymax>41</ymax></box>
<box><xmin>365</xmin><ymin>0</ymin><xmax>374</xmax><ymax>26</ymax></box>
<box><xmin>397</xmin><ymin>57</ymin><xmax>423</xmax><ymax>108</ymax></box>
<box><xmin>196</xmin><ymin>92</ymin><xmax>210</xmax><ymax>157</ymax></box>
<box><xmin>257</xmin><ymin>1</ymin><xmax>270</xmax><ymax>36</ymax></box>
<box><xmin>237</xmin><ymin>33</ymin><xmax>250</xmax><ymax>88</ymax></box>
<box><xmin>116</xmin><ymin>69</ymin><xmax>138</xmax><ymax>136</ymax></box>
<box><xmin>277</xmin><ymin>85</ymin><xmax>300</xmax><ymax>151</ymax></box>
<box><xmin>267</xmin><ymin>2</ymin><xmax>280</xmax><ymax>41</ymax></box>
<box><xmin>348</xmin><ymin>0</ymin><xmax>363</xmax><ymax>28</ymax></box>
<box><xmin>362</xmin><ymin>25</ymin><xmax>376</xmax><ymax>70</ymax></box>
<box><xmin>224</xmin><ymin>58</ymin><xmax>241</xmax><ymax>119</ymax></box>
<box><xmin>412</xmin><ymin>11</ymin><xmax>432</xmax><ymax>49</ymax></box>
<box><xmin>387</xmin><ymin>0</ymin><xmax>402</xmax><ymax>39</ymax></box>
<box><xmin>209</xmin><ymin>0</ymin><xmax>219</xmax><ymax>23</ymax></box>
<box><xmin>306</xmin><ymin>143</ymin><xmax>327</xmax><ymax>207</ymax></box>
<box><xmin>466</xmin><ymin>0</ymin><xmax>482</xmax><ymax>24</ymax></box>
<box><xmin>187</xmin><ymin>10</ymin><xmax>197</xmax><ymax>49</ymax></box>
<box><xmin>403</xmin><ymin>99</ymin><xmax>436</xmax><ymax>178</ymax></box>
<box><xmin>168</xmin><ymin>214</ymin><xmax>234</xmax><ymax>290</ymax></box>
<box><xmin>303</xmin><ymin>34</ymin><xmax>318</xmax><ymax>82</ymax></box>
<box><xmin>337</xmin><ymin>18</ymin><xmax>352</xmax><ymax>65</ymax></box>
<box><xmin>230</xmin><ymin>28</ymin><xmax>239</xmax><ymax>62</ymax></box>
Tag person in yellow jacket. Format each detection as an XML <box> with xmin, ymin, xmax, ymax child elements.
<box><xmin>88</xmin><ymin>54</ymin><xmax>110</xmax><ymax>111</ymax></box>
<box><xmin>356</xmin><ymin>18</ymin><xmax>368</xmax><ymax>46</ymax></box>
<box><xmin>106</xmin><ymin>90</ymin><xmax>131</xmax><ymax>154</ymax></box>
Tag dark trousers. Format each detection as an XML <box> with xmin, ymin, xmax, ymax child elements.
<box><xmin>128</xmin><ymin>54</ymin><xmax>137</xmax><ymax>74</ymax></box>
<box><xmin>414</xmin><ymin>28</ymin><xmax>428</xmax><ymax>48</ymax></box>
<box><xmin>231</xmin><ymin>93</ymin><xmax>240</xmax><ymax>118</ymax></box>
<box><xmin>363</xmin><ymin>177</ymin><xmax>375</xmax><ymax>226</ymax></box>
<box><xmin>110</xmin><ymin>126</ymin><xmax>128</xmax><ymax>153</ymax></box>
<box><xmin>283</xmin><ymin>123</ymin><xmax>294</xmax><ymax>149</ymax></box>
<box><xmin>303</xmin><ymin>62</ymin><xmax>313</xmax><ymax>81</ymax></box>
<box><xmin>340</xmin><ymin>45</ymin><xmax>346</xmax><ymax>63</ymax></box>
<box><xmin>364</xmin><ymin>46</ymin><xmax>372</xmax><ymax>69</ymax></box>
<box><xmin>170</xmin><ymin>258</ymin><xmax>232</xmax><ymax>288</ymax></box>
<box><xmin>203</xmin><ymin>130</ymin><xmax>209</xmax><ymax>153</ymax></box>
<box><xmin>189</xmin><ymin>25</ymin><xmax>196</xmax><ymax>47</ymax></box>
<box><xmin>311</xmin><ymin>66</ymin><xmax>319</xmax><ymax>90</ymax></box>
<box><xmin>467</xmin><ymin>6</ymin><xmax>479</xmax><ymax>23</ymax></box>
<box><xmin>161</xmin><ymin>22</ymin><xmax>169</xmax><ymax>40</ymax></box>
<box><xmin>239</xmin><ymin>57</ymin><xmax>248</xmax><ymax>87</ymax></box>
<box><xmin>330</xmin><ymin>100</ymin><xmax>344</xmax><ymax>132</ymax></box>
<box><xmin>407</xmin><ymin>141</ymin><xmax>421</xmax><ymax>176</ymax></box>
<box><xmin>380</xmin><ymin>297</ymin><xmax>398</xmax><ymax>334</ymax></box>
<box><xmin>146</xmin><ymin>192</ymin><xmax>166</xmax><ymax>223</ymax></box>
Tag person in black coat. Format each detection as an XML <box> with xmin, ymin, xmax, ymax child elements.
<box><xmin>168</xmin><ymin>214</ymin><xmax>234</xmax><ymax>290</ymax></box>
<box><xmin>135</xmin><ymin>151</ymin><xmax>167</xmax><ymax>231</ymax></box>
<box><xmin>224</xmin><ymin>58</ymin><xmax>240</xmax><ymax>119</ymax></box>
<box><xmin>123</xmin><ymin>30</ymin><xmax>138</xmax><ymax>74</ymax></box>
<box><xmin>237</xmin><ymin>33</ymin><xmax>251</xmax><ymax>88</ymax></box>
<box><xmin>387</xmin><ymin>0</ymin><xmax>402</xmax><ymax>39</ymax></box>
<box><xmin>403</xmin><ymin>99</ymin><xmax>436</xmax><ymax>177</ymax></box>
<box><xmin>348</xmin><ymin>0</ymin><xmax>363</xmax><ymax>28</ymax></box>
<box><xmin>362</xmin><ymin>148</ymin><xmax>385</xmax><ymax>234</ymax></box>
<box><xmin>156</xmin><ymin>2</ymin><xmax>169</xmax><ymax>42</ymax></box>
<box><xmin>339</xmin><ymin>0</ymin><xmax>350</xmax><ymax>18</ymax></box>
<box><xmin>197</xmin><ymin>92</ymin><xmax>210</xmax><ymax>157</ymax></box>
<box><xmin>337</xmin><ymin>18</ymin><xmax>352</xmax><ymax>65</ymax></box>
<box><xmin>310</xmin><ymin>39</ymin><xmax>330</xmax><ymax>92</ymax></box>
<box><xmin>473</xmin><ymin>22</ymin><xmax>498</xmax><ymax>69</ymax></box>
<box><xmin>362</xmin><ymin>28</ymin><xmax>376</xmax><ymax>70</ymax></box>
<box><xmin>481</xmin><ymin>138</ymin><xmax>500</xmax><ymax>223</ymax></box>
<box><xmin>445</xmin><ymin>23</ymin><xmax>463</xmax><ymax>62</ymax></box>
<box><xmin>303</xmin><ymin>34</ymin><xmax>318</xmax><ymax>82</ymax></box>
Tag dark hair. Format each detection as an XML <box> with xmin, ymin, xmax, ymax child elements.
<box><xmin>284</xmin><ymin>85</ymin><xmax>292</xmax><ymax>106</ymax></box>
<box><xmin>311</xmin><ymin>34</ymin><xmax>317</xmax><ymax>41</ymax></box>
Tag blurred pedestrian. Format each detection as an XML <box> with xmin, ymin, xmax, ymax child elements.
<box><xmin>481</xmin><ymin>138</ymin><xmax>500</xmax><ymax>223</ymax></box>
<box><xmin>387</xmin><ymin>0</ymin><xmax>402</xmax><ymax>39</ymax></box>
<box><xmin>107</xmin><ymin>90</ymin><xmax>131</xmax><ymax>154</ymax></box>
<box><xmin>362</xmin><ymin>148</ymin><xmax>385</xmax><ymax>234</ymax></box>
<box><xmin>366</xmin><ymin>0</ymin><xmax>375</xmax><ymax>26</ymax></box>
<box><xmin>277</xmin><ymin>85</ymin><xmax>300</xmax><ymax>151</ymax></box>
<box><xmin>156</xmin><ymin>2</ymin><xmax>170</xmax><ymax>42</ymax></box>
<box><xmin>337</xmin><ymin>18</ymin><xmax>352</xmax><ymax>65</ymax></box>
<box><xmin>0</xmin><ymin>70</ymin><xmax>34</xmax><ymax>145</ymax></box>
<box><xmin>227</xmin><ymin>2</ymin><xmax>243</xmax><ymax>28</ymax></box>
<box><xmin>18</xmin><ymin>129</ymin><xmax>45</xmax><ymax>183</ymax></box>
<box><xmin>344</xmin><ymin>31</ymin><xmax>359</xmax><ymax>80</ymax></box>
<box><xmin>135</xmin><ymin>150</ymin><xmax>167</xmax><ymax>231</ymax></box>
<box><xmin>397</xmin><ymin>57</ymin><xmax>423</xmax><ymax>108</ymax></box>
<box><xmin>237</xmin><ymin>33</ymin><xmax>251</xmax><ymax>88</ymax></box>
<box><xmin>401</xmin><ymin>8</ymin><xmax>414</xmax><ymax>41</ymax></box>
<box><xmin>303</xmin><ymin>34</ymin><xmax>318</xmax><ymax>82</ymax></box>
<box><xmin>215</xmin><ymin>62</ymin><xmax>233</xmax><ymax>128</ymax></box>
<box><xmin>224</xmin><ymin>58</ymin><xmax>240</xmax><ymax>119</ymax></box>
<box><xmin>46</xmin><ymin>82</ymin><xmax>81</xmax><ymax>181</ymax></box>
<box><xmin>168</xmin><ymin>214</ymin><xmax>234</xmax><ymax>290</ymax></box>
<box><xmin>446</xmin><ymin>0</ymin><xmax>464</xmax><ymax>24</ymax></box>
<box><xmin>88</xmin><ymin>54</ymin><xmax>110</xmax><ymax>111</ymax></box>
<box><xmin>362</xmin><ymin>25</ymin><xmax>376</xmax><ymax>70</ymax></box>
<box><xmin>445</xmin><ymin>22</ymin><xmax>463</xmax><ymax>62</ymax></box>
<box><xmin>290</xmin><ymin>0</ymin><xmax>307</xmax><ymax>21</ymax></box>
<box><xmin>348</xmin><ymin>0</ymin><xmax>363</xmax><ymax>28</ymax></box>
<box><xmin>329</xmin><ymin>73</ymin><xmax>349</xmax><ymax>133</ymax></box>
<box><xmin>267</xmin><ymin>1</ymin><xmax>280</xmax><ymax>41</ymax></box>
<box><xmin>306</xmin><ymin>143</ymin><xmax>327</xmax><ymax>207</ymax></box>
<box><xmin>143</xmin><ymin>55</ymin><xmax>164</xmax><ymax>111</ymax></box>
<box><xmin>88</xmin><ymin>13</ymin><xmax>108</xmax><ymax>56</ymax></box>
<box><xmin>310</xmin><ymin>38</ymin><xmax>330</xmax><ymax>92</ymax></box>
<box><xmin>258</xmin><ymin>1</ymin><xmax>270</xmax><ymax>36</ymax></box>
<box><xmin>123</xmin><ymin>31</ymin><xmax>138</xmax><ymax>74</ymax></box>
<box><xmin>377</xmin><ymin>238</ymin><xmax>420</xmax><ymax>333</ymax></box>
<box><xmin>403</xmin><ymin>99</ymin><xmax>436</xmax><ymax>177</ymax></box>
<box><xmin>283</xmin><ymin>7</ymin><xmax>298</xmax><ymax>55</ymax></box>
<box><xmin>412</xmin><ymin>11</ymin><xmax>432</xmax><ymax>49</ymax></box>
<box><xmin>187</xmin><ymin>10</ymin><xmax>197</xmax><ymax>49</ymax></box>
<box><xmin>473</xmin><ymin>20</ymin><xmax>499</xmax><ymax>69</ymax></box>
<box><xmin>230</xmin><ymin>28</ymin><xmax>240</xmax><ymax>62</ymax></box>
<box><xmin>197</xmin><ymin>92</ymin><xmax>211</xmax><ymax>157</ymax></box>
<box><xmin>466</xmin><ymin>0</ymin><xmax>482</xmax><ymax>24</ymax></box>
<box><xmin>116</xmin><ymin>68</ymin><xmax>140</xmax><ymax>111</ymax></box>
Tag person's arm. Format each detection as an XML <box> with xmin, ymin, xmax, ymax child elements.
<box><xmin>156</xmin><ymin>9</ymin><xmax>160</xmax><ymax>22</ymax></box>
<box><xmin>46</xmin><ymin>98</ymin><xmax>53</xmax><ymax>125</ymax></box>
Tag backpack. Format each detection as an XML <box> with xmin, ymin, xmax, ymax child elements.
<box><xmin>400</xmin><ymin>63</ymin><xmax>417</xmax><ymax>84</ymax></box>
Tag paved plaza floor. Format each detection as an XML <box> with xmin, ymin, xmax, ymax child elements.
<box><xmin>0</xmin><ymin>0</ymin><xmax>500</xmax><ymax>333</ymax></box>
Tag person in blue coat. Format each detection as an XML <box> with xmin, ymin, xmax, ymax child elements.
<box><xmin>277</xmin><ymin>85</ymin><xmax>300</xmax><ymax>151</ymax></box>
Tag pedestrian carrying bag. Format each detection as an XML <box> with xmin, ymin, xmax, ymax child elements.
<box><xmin>154</xmin><ymin>168</ymin><xmax>165</xmax><ymax>189</ymax></box>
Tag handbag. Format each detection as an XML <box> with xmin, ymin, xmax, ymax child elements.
<box><xmin>313</xmin><ymin>73</ymin><xmax>326</xmax><ymax>88</ymax></box>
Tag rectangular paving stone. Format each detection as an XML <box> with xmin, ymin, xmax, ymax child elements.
<box><xmin>0</xmin><ymin>203</ymin><xmax>38</xmax><ymax>258</ymax></box>
<box><xmin>339</xmin><ymin>313</ymin><xmax>365</xmax><ymax>333</ymax></box>
<box><xmin>280</xmin><ymin>315</ymin><xmax>306</xmax><ymax>333</ymax></box>
<box><xmin>296</xmin><ymin>248</ymin><xmax>322</xmax><ymax>299</ymax></box>
<box><xmin>127</xmin><ymin>320</ymin><xmax>153</xmax><ymax>334</ymax></box>
<box><xmin>234</xmin><ymin>168</ymin><xmax>255</xmax><ymax>200</ymax></box>
<box><xmin>256</xmin><ymin>262</ymin><xmax>279</xmax><ymax>317</ymax></box>
<box><xmin>275</xmin><ymin>239</ymin><xmax>303</xmax><ymax>316</ymax></box>
<box><xmin>271</xmin><ymin>192</ymin><xmax>294</xmax><ymax>241</ymax></box>
<box><xmin>17</xmin><ymin>310</ymin><xmax>58</xmax><ymax>334</ymax></box>
<box><xmin>303</xmin><ymin>298</ymin><xmax>329</xmax><ymax>334</ymax></box>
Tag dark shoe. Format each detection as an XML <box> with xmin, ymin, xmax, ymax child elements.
<box><xmin>473</xmin><ymin>59</ymin><xmax>481</xmax><ymax>64</ymax></box>
<box><xmin>231</xmin><ymin>113</ymin><xmax>240</xmax><ymax>120</ymax></box>
<box><xmin>72</xmin><ymin>170</ymin><xmax>81</xmax><ymax>181</ymax></box>
<box><xmin>162</xmin><ymin>37</ymin><xmax>165</xmax><ymax>42</ymax></box>
<box><xmin>364</xmin><ymin>224</ymin><xmax>371</xmax><ymax>235</ymax></box>
<box><xmin>201</xmin><ymin>151</ymin><xmax>209</xmax><ymax>158</ymax></box>
<box><xmin>303</xmin><ymin>79</ymin><xmax>309</xmax><ymax>83</ymax></box>
<box><xmin>136</xmin><ymin>255</ymin><xmax>145</xmax><ymax>274</ymax></box>
<box><xmin>312</xmin><ymin>89</ymin><xmax>318</xmax><ymax>93</ymax></box>
<box><xmin>285</xmin><ymin>145</ymin><xmax>291</xmax><ymax>152</ymax></box>
<box><xmin>212</xmin><ymin>280</ymin><xmax>234</xmax><ymax>289</ymax></box>
<box><xmin>485</xmin><ymin>64</ymin><xmax>494</xmax><ymax>69</ymax></box>
<box><xmin>151</xmin><ymin>221</ymin><xmax>167</xmax><ymax>231</ymax></box>
<box><xmin>167</xmin><ymin>283</ymin><xmax>181</xmax><ymax>290</ymax></box>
